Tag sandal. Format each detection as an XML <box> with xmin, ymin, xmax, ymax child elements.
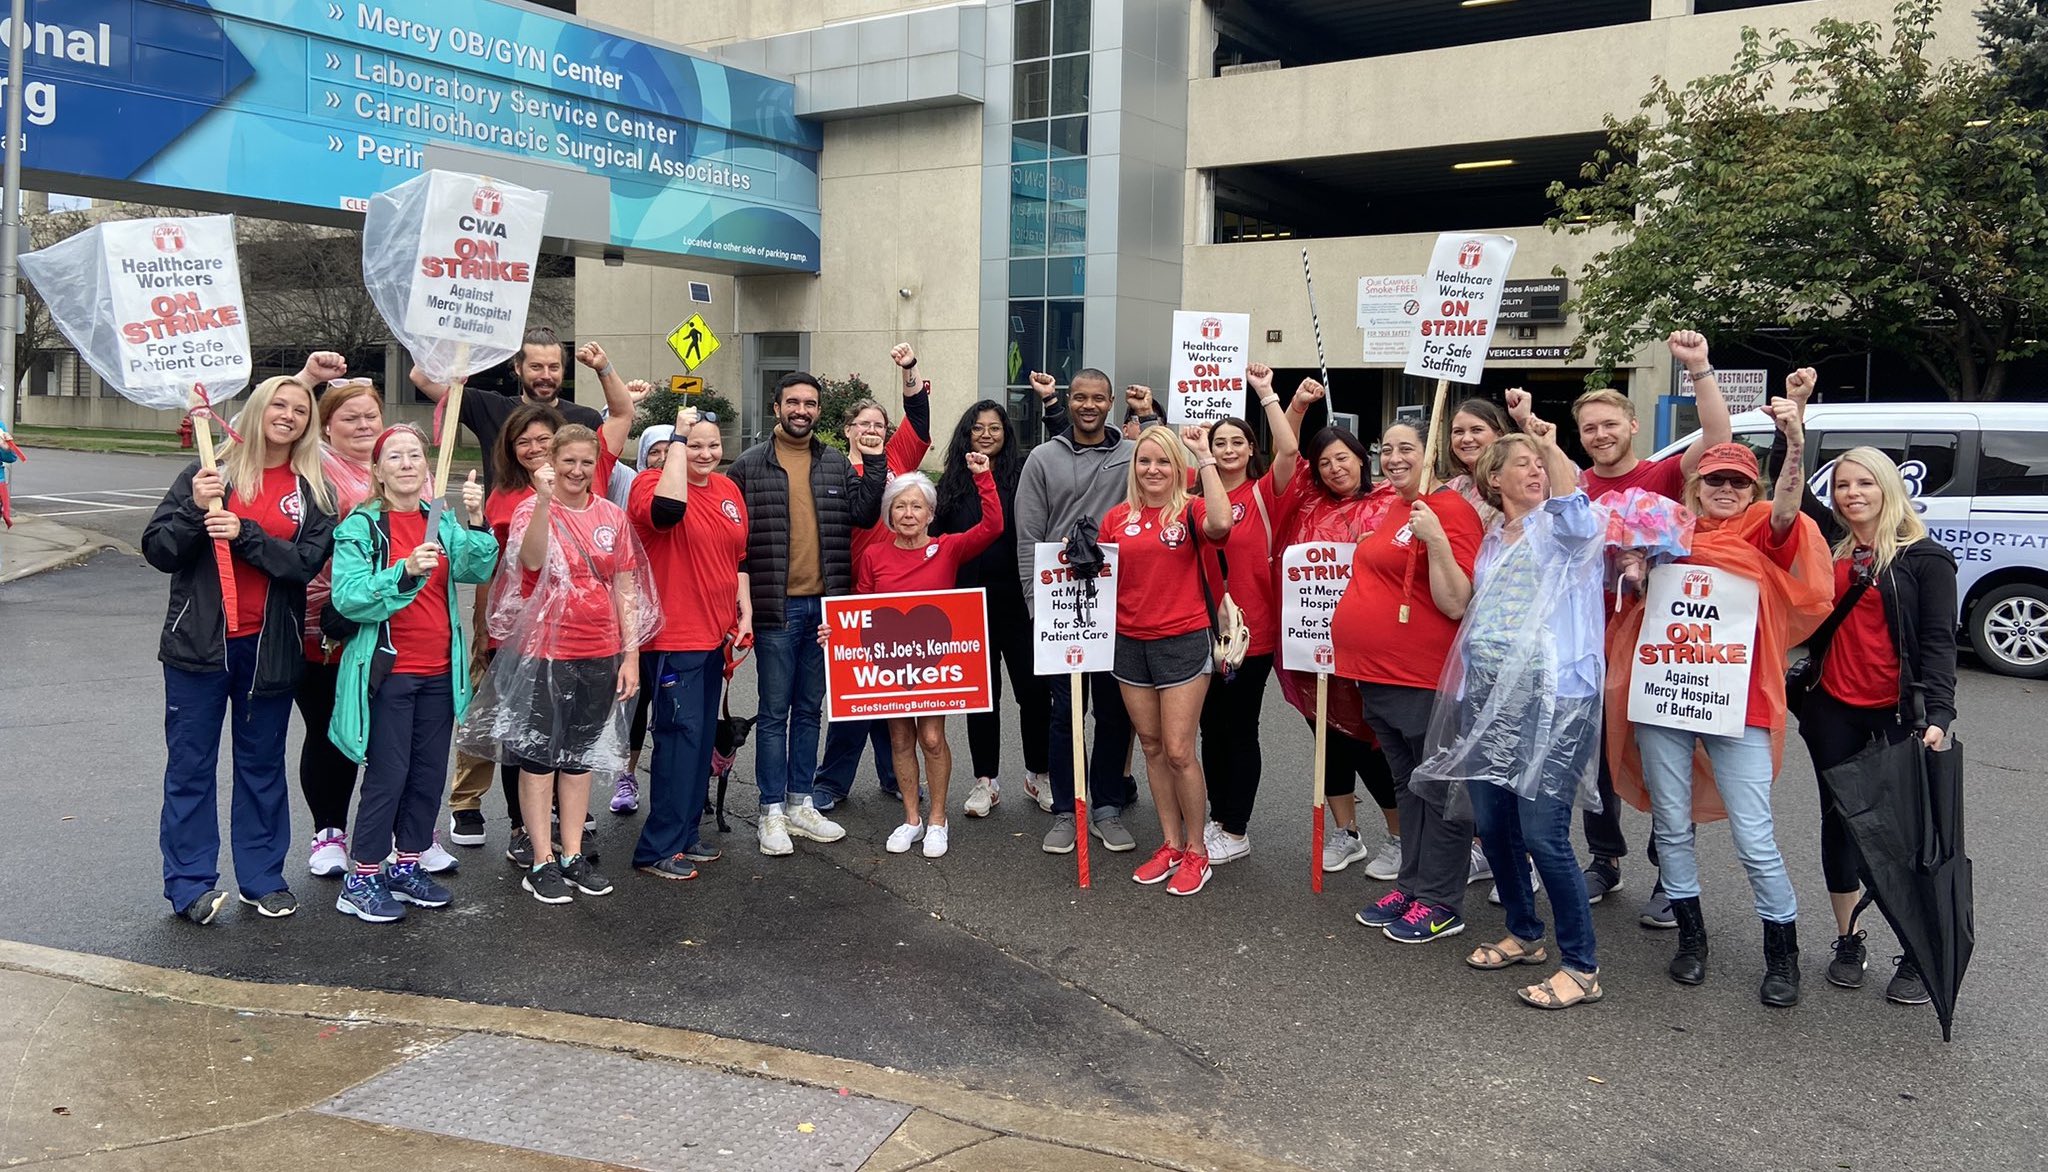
<box><xmin>1466</xmin><ymin>937</ymin><xmax>1549</xmax><ymax>970</ymax></box>
<box><xmin>1516</xmin><ymin>968</ymin><xmax>1603</xmax><ymax>1011</ymax></box>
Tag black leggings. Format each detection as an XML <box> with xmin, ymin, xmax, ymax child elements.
<box><xmin>1317</xmin><ymin>725</ymin><xmax>1397</xmax><ymax>810</ymax></box>
<box><xmin>1201</xmin><ymin>654</ymin><xmax>1273</xmax><ymax>835</ymax></box>
<box><xmin>1799</xmin><ymin>686</ymin><xmax>1912</xmax><ymax>895</ymax></box>
<box><xmin>967</xmin><ymin>594</ymin><xmax>1049</xmax><ymax>779</ymax></box>
<box><xmin>294</xmin><ymin>658</ymin><xmax>361</xmax><ymax>831</ymax></box>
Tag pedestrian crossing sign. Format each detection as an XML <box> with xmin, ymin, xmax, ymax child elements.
<box><xmin>667</xmin><ymin>314</ymin><xmax>720</xmax><ymax>372</ymax></box>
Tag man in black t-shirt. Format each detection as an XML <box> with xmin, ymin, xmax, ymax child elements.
<box><xmin>410</xmin><ymin>325</ymin><xmax>616</xmax><ymax>491</ymax></box>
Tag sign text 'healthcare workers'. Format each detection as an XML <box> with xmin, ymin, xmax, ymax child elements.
<box><xmin>0</xmin><ymin>0</ymin><xmax>821</xmax><ymax>271</ymax></box>
<box><xmin>1403</xmin><ymin>234</ymin><xmax>1518</xmax><ymax>385</ymax></box>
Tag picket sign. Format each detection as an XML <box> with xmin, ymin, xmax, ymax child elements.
<box><xmin>1281</xmin><ymin>540</ymin><xmax>1355</xmax><ymax>893</ymax></box>
<box><xmin>1626</xmin><ymin>564</ymin><xmax>1760</xmax><ymax>739</ymax></box>
<box><xmin>1033</xmin><ymin>541</ymin><xmax>1119</xmax><ymax>888</ymax></box>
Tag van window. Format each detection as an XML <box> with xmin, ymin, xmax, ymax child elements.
<box><xmin>1978</xmin><ymin>431</ymin><xmax>2048</xmax><ymax>496</ymax></box>
<box><xmin>1810</xmin><ymin>431</ymin><xmax>1958</xmax><ymax>500</ymax></box>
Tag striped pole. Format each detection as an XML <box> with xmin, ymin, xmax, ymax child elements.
<box><xmin>1301</xmin><ymin>247</ymin><xmax>1330</xmax><ymax>393</ymax></box>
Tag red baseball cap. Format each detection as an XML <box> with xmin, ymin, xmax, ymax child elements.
<box><xmin>1695</xmin><ymin>443</ymin><xmax>1759</xmax><ymax>481</ymax></box>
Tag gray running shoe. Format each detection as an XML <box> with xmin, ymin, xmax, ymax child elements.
<box><xmin>1090</xmin><ymin>813</ymin><xmax>1136</xmax><ymax>852</ymax></box>
<box><xmin>1042</xmin><ymin>812</ymin><xmax>1077</xmax><ymax>854</ymax></box>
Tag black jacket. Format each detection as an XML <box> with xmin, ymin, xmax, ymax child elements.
<box><xmin>728</xmin><ymin>432</ymin><xmax>885</xmax><ymax>625</ymax></box>
<box><xmin>1781</xmin><ymin>464</ymin><xmax>1960</xmax><ymax>730</ymax></box>
<box><xmin>933</xmin><ymin>463</ymin><xmax>1024</xmax><ymax>611</ymax></box>
<box><xmin>141</xmin><ymin>461</ymin><xmax>336</xmax><ymax>696</ymax></box>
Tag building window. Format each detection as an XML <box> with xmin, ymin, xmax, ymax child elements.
<box><xmin>1009</xmin><ymin>0</ymin><xmax>1091</xmax><ymax>439</ymax></box>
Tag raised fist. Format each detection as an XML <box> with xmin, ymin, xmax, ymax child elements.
<box><xmin>891</xmin><ymin>343</ymin><xmax>917</xmax><ymax>369</ymax></box>
<box><xmin>1029</xmin><ymin>370</ymin><xmax>1057</xmax><ymax>400</ymax></box>
<box><xmin>625</xmin><ymin>378</ymin><xmax>655</xmax><ymax>405</ymax></box>
<box><xmin>1505</xmin><ymin>388</ymin><xmax>1532</xmax><ymax>425</ymax></box>
<box><xmin>1247</xmin><ymin>362</ymin><xmax>1274</xmax><ymax>395</ymax></box>
<box><xmin>532</xmin><ymin>463</ymin><xmax>557</xmax><ymax>499</ymax></box>
<box><xmin>965</xmin><ymin>451</ymin><xmax>990</xmax><ymax>475</ymax></box>
<box><xmin>1785</xmin><ymin>367</ymin><xmax>1817</xmax><ymax>403</ymax></box>
<box><xmin>1124</xmin><ymin>384</ymin><xmax>1155</xmax><ymax>417</ymax></box>
<box><xmin>1292</xmin><ymin>378</ymin><xmax>1327</xmax><ymax>410</ymax></box>
<box><xmin>301</xmin><ymin>351</ymin><xmax>348</xmax><ymax>383</ymax></box>
<box><xmin>575</xmin><ymin>342</ymin><xmax>609</xmax><ymax>370</ymax></box>
<box><xmin>1179</xmin><ymin>424</ymin><xmax>1210</xmax><ymax>454</ymax></box>
<box><xmin>854</xmin><ymin>429</ymin><xmax>886</xmax><ymax>457</ymax></box>
<box><xmin>1667</xmin><ymin>330</ymin><xmax>1710</xmax><ymax>372</ymax></box>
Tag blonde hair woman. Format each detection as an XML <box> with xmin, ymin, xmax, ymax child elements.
<box><xmin>1790</xmin><ymin>426</ymin><xmax>1957</xmax><ymax>1007</ymax></box>
<box><xmin>141</xmin><ymin>374</ymin><xmax>338</xmax><ymax>924</ymax></box>
<box><xmin>1103</xmin><ymin>424</ymin><xmax>1234</xmax><ymax>896</ymax></box>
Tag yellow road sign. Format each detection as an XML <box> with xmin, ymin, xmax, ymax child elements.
<box><xmin>667</xmin><ymin>314</ymin><xmax>721</xmax><ymax>372</ymax></box>
<box><xmin>669</xmin><ymin>375</ymin><xmax>704</xmax><ymax>396</ymax></box>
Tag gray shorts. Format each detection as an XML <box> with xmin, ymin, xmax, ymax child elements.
<box><xmin>1112</xmin><ymin>630</ymin><xmax>1212</xmax><ymax>690</ymax></box>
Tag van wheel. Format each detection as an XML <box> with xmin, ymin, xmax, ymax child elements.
<box><xmin>1971</xmin><ymin>583</ymin><xmax>2048</xmax><ymax>678</ymax></box>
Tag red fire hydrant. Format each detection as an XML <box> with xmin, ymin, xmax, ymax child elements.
<box><xmin>178</xmin><ymin>415</ymin><xmax>195</xmax><ymax>449</ymax></box>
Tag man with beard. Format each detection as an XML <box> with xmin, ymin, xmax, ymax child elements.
<box><xmin>410</xmin><ymin>326</ymin><xmax>621</xmax><ymax>492</ymax></box>
<box><xmin>728</xmin><ymin>372</ymin><xmax>888</xmax><ymax>856</ymax></box>
<box><xmin>1014</xmin><ymin>369</ymin><xmax>1160</xmax><ymax>856</ymax></box>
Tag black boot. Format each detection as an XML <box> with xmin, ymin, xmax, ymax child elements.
<box><xmin>1668</xmin><ymin>896</ymin><xmax>1708</xmax><ymax>985</ymax></box>
<box><xmin>1761</xmin><ymin>918</ymin><xmax>1802</xmax><ymax>1007</ymax></box>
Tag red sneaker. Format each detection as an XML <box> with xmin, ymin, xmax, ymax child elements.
<box><xmin>1166</xmin><ymin>849</ymin><xmax>1211</xmax><ymax>896</ymax></box>
<box><xmin>1132</xmin><ymin>845</ymin><xmax>1181</xmax><ymax>885</ymax></box>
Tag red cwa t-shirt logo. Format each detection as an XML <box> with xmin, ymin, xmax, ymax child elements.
<box><xmin>279</xmin><ymin>487</ymin><xmax>303</xmax><ymax>524</ymax></box>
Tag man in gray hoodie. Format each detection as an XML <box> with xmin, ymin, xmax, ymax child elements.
<box><xmin>1014</xmin><ymin>369</ymin><xmax>1161</xmax><ymax>855</ymax></box>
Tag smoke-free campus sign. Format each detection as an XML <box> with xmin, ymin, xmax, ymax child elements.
<box><xmin>1403</xmin><ymin>234</ymin><xmax>1518</xmax><ymax>385</ymax></box>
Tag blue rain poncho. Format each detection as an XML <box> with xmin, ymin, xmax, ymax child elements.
<box><xmin>1412</xmin><ymin>491</ymin><xmax>1609</xmax><ymax>811</ymax></box>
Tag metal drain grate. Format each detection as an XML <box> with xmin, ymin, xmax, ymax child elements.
<box><xmin>320</xmin><ymin>1033</ymin><xmax>910</xmax><ymax>1171</ymax></box>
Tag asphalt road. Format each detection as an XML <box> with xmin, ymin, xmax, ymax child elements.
<box><xmin>5</xmin><ymin>446</ymin><xmax>193</xmax><ymax>546</ymax></box>
<box><xmin>1</xmin><ymin>473</ymin><xmax>2041</xmax><ymax>1170</ymax></box>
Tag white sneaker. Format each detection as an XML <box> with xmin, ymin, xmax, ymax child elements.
<box><xmin>1021</xmin><ymin>771</ymin><xmax>1054</xmax><ymax>813</ymax></box>
<box><xmin>1488</xmin><ymin>866</ymin><xmax>1544</xmax><ymax>906</ymax></box>
<box><xmin>1467</xmin><ymin>842</ymin><xmax>1494</xmax><ymax>885</ymax></box>
<box><xmin>420</xmin><ymin>834</ymin><xmax>459</xmax><ymax>874</ymax></box>
<box><xmin>758</xmin><ymin>806</ymin><xmax>794</xmax><ymax>856</ymax></box>
<box><xmin>788</xmin><ymin>798</ymin><xmax>846</xmax><ymax>843</ymax></box>
<box><xmin>964</xmin><ymin>778</ymin><xmax>999</xmax><ymax>817</ymax></box>
<box><xmin>1207</xmin><ymin>822</ymin><xmax>1250</xmax><ymax>865</ymax></box>
<box><xmin>1363</xmin><ymin>835</ymin><xmax>1403</xmax><ymax>881</ymax></box>
<box><xmin>1321</xmin><ymin>826</ymin><xmax>1369</xmax><ymax>873</ymax></box>
<box><xmin>886</xmin><ymin>821</ymin><xmax>926</xmax><ymax>854</ymax></box>
<box><xmin>308</xmin><ymin>829</ymin><xmax>347</xmax><ymax>878</ymax></box>
<box><xmin>922</xmin><ymin>823</ymin><xmax>950</xmax><ymax>858</ymax></box>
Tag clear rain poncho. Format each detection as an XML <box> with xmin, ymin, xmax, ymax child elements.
<box><xmin>456</xmin><ymin>493</ymin><xmax>663</xmax><ymax>775</ymax></box>
<box><xmin>1412</xmin><ymin>492</ymin><xmax>1611</xmax><ymax>812</ymax></box>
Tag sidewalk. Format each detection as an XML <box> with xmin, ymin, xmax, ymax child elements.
<box><xmin>0</xmin><ymin>515</ymin><xmax>122</xmax><ymax>583</ymax></box>
<box><xmin>0</xmin><ymin>940</ymin><xmax>1303</xmax><ymax>1172</ymax></box>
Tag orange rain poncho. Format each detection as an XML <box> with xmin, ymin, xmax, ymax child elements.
<box><xmin>1604</xmin><ymin>500</ymin><xmax>1832</xmax><ymax>824</ymax></box>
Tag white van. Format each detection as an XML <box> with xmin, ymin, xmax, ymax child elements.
<box><xmin>1655</xmin><ymin>403</ymin><xmax>2048</xmax><ymax>678</ymax></box>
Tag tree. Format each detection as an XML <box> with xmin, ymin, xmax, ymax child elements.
<box><xmin>1979</xmin><ymin>0</ymin><xmax>2048</xmax><ymax>110</ymax></box>
<box><xmin>1549</xmin><ymin>0</ymin><xmax>2048</xmax><ymax>401</ymax></box>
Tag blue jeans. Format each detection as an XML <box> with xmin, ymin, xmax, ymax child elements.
<box><xmin>754</xmin><ymin>595</ymin><xmax>824</xmax><ymax>807</ymax></box>
<box><xmin>1470</xmin><ymin>781</ymin><xmax>1598</xmax><ymax>973</ymax></box>
<box><xmin>160</xmin><ymin>634</ymin><xmax>295</xmax><ymax>911</ymax></box>
<box><xmin>1044</xmin><ymin>671</ymin><xmax>1135</xmax><ymax>817</ymax></box>
<box><xmin>1635</xmin><ymin>723</ymin><xmax>1797</xmax><ymax>923</ymax></box>
<box><xmin>813</xmin><ymin>718</ymin><xmax>897</xmax><ymax>800</ymax></box>
<box><xmin>635</xmin><ymin>649</ymin><xmax>722</xmax><ymax>865</ymax></box>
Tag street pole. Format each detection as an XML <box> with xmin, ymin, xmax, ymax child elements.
<box><xmin>0</xmin><ymin>0</ymin><xmax>27</xmax><ymax>431</ymax></box>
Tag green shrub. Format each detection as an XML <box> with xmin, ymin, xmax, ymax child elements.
<box><xmin>634</xmin><ymin>383</ymin><xmax>736</xmax><ymax>436</ymax></box>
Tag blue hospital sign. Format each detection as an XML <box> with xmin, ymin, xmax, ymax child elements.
<box><xmin>0</xmin><ymin>0</ymin><xmax>822</xmax><ymax>271</ymax></box>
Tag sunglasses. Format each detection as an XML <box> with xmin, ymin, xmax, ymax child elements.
<box><xmin>1701</xmin><ymin>473</ymin><xmax>1755</xmax><ymax>489</ymax></box>
<box><xmin>326</xmin><ymin>377</ymin><xmax>374</xmax><ymax>388</ymax></box>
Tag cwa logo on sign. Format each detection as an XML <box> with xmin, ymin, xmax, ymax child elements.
<box><xmin>151</xmin><ymin>223</ymin><xmax>186</xmax><ymax>253</ymax></box>
<box><xmin>1200</xmin><ymin>317</ymin><xmax>1223</xmax><ymax>339</ymax></box>
<box><xmin>1065</xmin><ymin>645</ymin><xmax>1085</xmax><ymax>667</ymax></box>
<box><xmin>472</xmin><ymin>185</ymin><xmax>503</xmax><ymax>216</ymax></box>
<box><xmin>1457</xmin><ymin>240</ymin><xmax>1484</xmax><ymax>269</ymax></box>
<box><xmin>1682</xmin><ymin>570</ymin><xmax>1714</xmax><ymax>600</ymax></box>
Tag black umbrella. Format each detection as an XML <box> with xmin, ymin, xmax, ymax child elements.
<box><xmin>1821</xmin><ymin>733</ymin><xmax>1974</xmax><ymax>1041</ymax></box>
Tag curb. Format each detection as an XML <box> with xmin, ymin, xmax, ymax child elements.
<box><xmin>0</xmin><ymin>527</ymin><xmax>125</xmax><ymax>584</ymax></box>
<box><xmin>0</xmin><ymin>939</ymin><xmax>1309</xmax><ymax>1172</ymax></box>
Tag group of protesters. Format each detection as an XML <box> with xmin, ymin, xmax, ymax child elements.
<box><xmin>143</xmin><ymin>325</ymin><xmax>1957</xmax><ymax>1015</ymax></box>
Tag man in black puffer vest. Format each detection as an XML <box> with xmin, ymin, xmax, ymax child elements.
<box><xmin>729</xmin><ymin>372</ymin><xmax>887</xmax><ymax>856</ymax></box>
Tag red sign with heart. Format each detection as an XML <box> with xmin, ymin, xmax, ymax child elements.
<box><xmin>823</xmin><ymin>589</ymin><xmax>993</xmax><ymax>720</ymax></box>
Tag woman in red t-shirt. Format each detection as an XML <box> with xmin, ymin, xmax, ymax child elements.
<box><xmin>296</xmin><ymin>373</ymin><xmax>383</xmax><ymax>879</ymax></box>
<box><xmin>627</xmin><ymin>410</ymin><xmax>753</xmax><ymax>880</ymax></box>
<box><xmin>142</xmin><ymin>375</ymin><xmax>337</xmax><ymax>924</ymax></box>
<box><xmin>1104</xmin><ymin>425</ymin><xmax>1234</xmax><ymax>896</ymax></box>
<box><xmin>1331</xmin><ymin>422</ymin><xmax>1484</xmax><ymax>944</ymax></box>
<box><xmin>462</xmin><ymin>425</ymin><xmax>660</xmax><ymax>907</ymax></box>
<box><xmin>326</xmin><ymin>426</ymin><xmax>498</xmax><ymax>922</ymax></box>
<box><xmin>1194</xmin><ymin>362</ymin><xmax>1303</xmax><ymax>866</ymax></box>
<box><xmin>826</xmin><ymin>453</ymin><xmax>1000</xmax><ymax>859</ymax></box>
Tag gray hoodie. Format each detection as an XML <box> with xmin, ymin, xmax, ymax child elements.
<box><xmin>1013</xmin><ymin>428</ymin><xmax>1135</xmax><ymax>617</ymax></box>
